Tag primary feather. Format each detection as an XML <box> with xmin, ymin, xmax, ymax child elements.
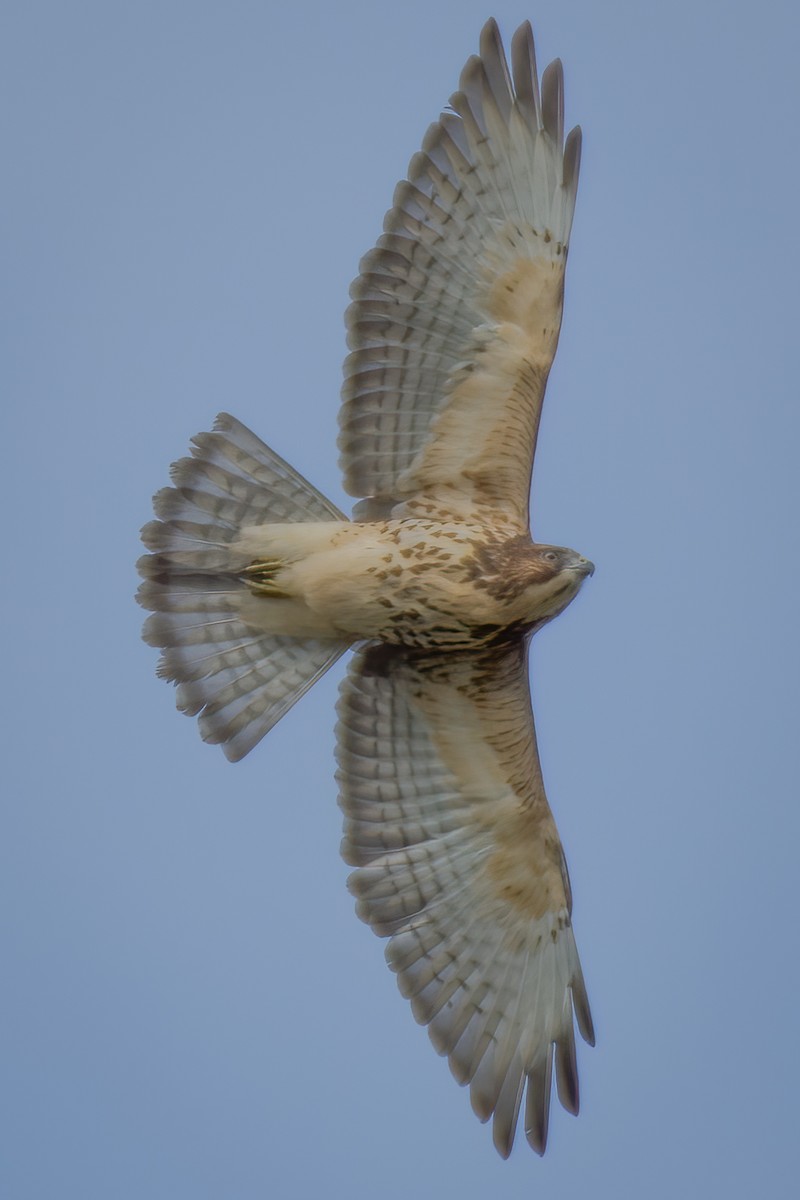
<box><xmin>339</xmin><ymin>19</ymin><xmax>581</xmax><ymax>528</ymax></box>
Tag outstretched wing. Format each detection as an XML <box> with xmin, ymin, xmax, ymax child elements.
<box><xmin>335</xmin><ymin>638</ymin><xmax>593</xmax><ymax>1157</ymax></box>
<box><xmin>338</xmin><ymin>19</ymin><xmax>581</xmax><ymax>530</ymax></box>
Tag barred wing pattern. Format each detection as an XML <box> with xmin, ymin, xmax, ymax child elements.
<box><xmin>336</xmin><ymin>639</ymin><xmax>594</xmax><ymax>1156</ymax></box>
<box><xmin>339</xmin><ymin>19</ymin><xmax>581</xmax><ymax>528</ymax></box>
<box><xmin>138</xmin><ymin>414</ymin><xmax>349</xmax><ymax>761</ymax></box>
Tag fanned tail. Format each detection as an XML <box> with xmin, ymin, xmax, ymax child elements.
<box><xmin>137</xmin><ymin>413</ymin><xmax>349</xmax><ymax>761</ymax></box>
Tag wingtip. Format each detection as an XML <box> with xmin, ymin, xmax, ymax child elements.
<box><xmin>554</xmin><ymin>1029</ymin><xmax>580</xmax><ymax>1116</ymax></box>
<box><xmin>479</xmin><ymin>16</ymin><xmax>501</xmax><ymax>44</ymax></box>
<box><xmin>541</xmin><ymin>58</ymin><xmax>565</xmax><ymax>145</ymax></box>
<box><xmin>571</xmin><ymin>970</ymin><xmax>595</xmax><ymax>1046</ymax></box>
<box><xmin>510</xmin><ymin>20</ymin><xmax>540</xmax><ymax>121</ymax></box>
<box><xmin>563</xmin><ymin>124</ymin><xmax>583</xmax><ymax>192</ymax></box>
<box><xmin>492</xmin><ymin>1128</ymin><xmax>515</xmax><ymax>1160</ymax></box>
<box><xmin>524</xmin><ymin>1045</ymin><xmax>553</xmax><ymax>1155</ymax></box>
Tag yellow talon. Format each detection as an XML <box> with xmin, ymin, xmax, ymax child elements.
<box><xmin>242</xmin><ymin>558</ymin><xmax>289</xmax><ymax>597</ymax></box>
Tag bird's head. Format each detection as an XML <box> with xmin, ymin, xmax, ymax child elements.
<box><xmin>531</xmin><ymin>543</ymin><xmax>594</xmax><ymax>580</ymax></box>
<box><xmin>465</xmin><ymin>534</ymin><xmax>594</xmax><ymax>633</ymax></box>
<box><xmin>519</xmin><ymin>542</ymin><xmax>594</xmax><ymax>627</ymax></box>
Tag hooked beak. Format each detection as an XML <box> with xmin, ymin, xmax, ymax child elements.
<box><xmin>570</xmin><ymin>556</ymin><xmax>595</xmax><ymax>578</ymax></box>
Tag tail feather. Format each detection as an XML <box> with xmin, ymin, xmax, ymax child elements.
<box><xmin>152</xmin><ymin>483</ymin><xmax>259</xmax><ymax>529</ymax></box>
<box><xmin>182</xmin><ymin>634</ymin><xmax>346</xmax><ymax>762</ymax></box>
<box><xmin>138</xmin><ymin>413</ymin><xmax>349</xmax><ymax>760</ymax></box>
<box><xmin>141</xmin><ymin>517</ymin><xmax>231</xmax><ymax>553</ymax></box>
<box><xmin>174</xmin><ymin>413</ymin><xmax>346</xmax><ymax>524</ymax></box>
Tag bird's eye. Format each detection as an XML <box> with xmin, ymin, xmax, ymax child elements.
<box><xmin>544</xmin><ymin>551</ymin><xmax>558</xmax><ymax>563</ymax></box>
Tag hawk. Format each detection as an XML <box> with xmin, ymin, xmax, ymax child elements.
<box><xmin>138</xmin><ymin>19</ymin><xmax>595</xmax><ymax>1158</ymax></box>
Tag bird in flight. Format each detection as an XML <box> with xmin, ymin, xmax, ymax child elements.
<box><xmin>138</xmin><ymin>18</ymin><xmax>594</xmax><ymax>1158</ymax></box>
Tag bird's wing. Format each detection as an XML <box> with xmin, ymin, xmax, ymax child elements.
<box><xmin>335</xmin><ymin>638</ymin><xmax>593</xmax><ymax>1157</ymax></box>
<box><xmin>338</xmin><ymin>19</ymin><xmax>581</xmax><ymax>530</ymax></box>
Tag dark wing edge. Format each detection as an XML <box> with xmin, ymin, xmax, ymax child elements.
<box><xmin>335</xmin><ymin>638</ymin><xmax>593</xmax><ymax>1156</ymax></box>
<box><xmin>339</xmin><ymin>19</ymin><xmax>582</xmax><ymax>526</ymax></box>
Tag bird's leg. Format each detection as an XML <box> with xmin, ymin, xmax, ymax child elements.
<box><xmin>241</xmin><ymin>558</ymin><xmax>290</xmax><ymax>597</ymax></box>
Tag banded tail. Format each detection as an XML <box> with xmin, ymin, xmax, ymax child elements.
<box><xmin>137</xmin><ymin>413</ymin><xmax>349</xmax><ymax>761</ymax></box>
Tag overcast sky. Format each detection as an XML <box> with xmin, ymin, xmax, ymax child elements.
<box><xmin>3</xmin><ymin>1</ymin><xmax>799</xmax><ymax>1197</ymax></box>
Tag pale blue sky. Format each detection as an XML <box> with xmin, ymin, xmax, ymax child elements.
<box><xmin>3</xmin><ymin>1</ymin><xmax>799</xmax><ymax>1197</ymax></box>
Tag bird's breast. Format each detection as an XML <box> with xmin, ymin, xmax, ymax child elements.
<box><xmin>285</xmin><ymin>520</ymin><xmax>544</xmax><ymax>648</ymax></box>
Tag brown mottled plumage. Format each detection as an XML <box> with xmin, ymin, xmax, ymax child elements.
<box><xmin>138</xmin><ymin>19</ymin><xmax>594</xmax><ymax>1159</ymax></box>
